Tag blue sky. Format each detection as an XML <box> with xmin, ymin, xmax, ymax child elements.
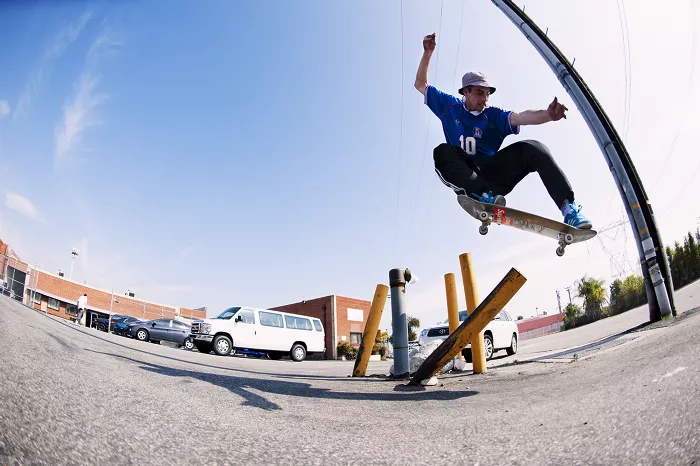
<box><xmin>1</xmin><ymin>1</ymin><xmax>699</xmax><ymax>332</ymax></box>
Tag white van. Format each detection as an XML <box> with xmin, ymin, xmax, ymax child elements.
<box><xmin>190</xmin><ymin>306</ymin><xmax>325</xmax><ymax>362</ymax></box>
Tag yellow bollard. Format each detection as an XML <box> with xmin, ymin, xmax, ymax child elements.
<box><xmin>409</xmin><ymin>268</ymin><xmax>526</xmax><ymax>384</ymax></box>
<box><xmin>445</xmin><ymin>273</ymin><xmax>460</xmax><ymax>334</ymax></box>
<box><xmin>460</xmin><ymin>253</ymin><xmax>487</xmax><ymax>374</ymax></box>
<box><xmin>352</xmin><ymin>284</ymin><xmax>389</xmax><ymax>377</ymax></box>
<box><xmin>444</xmin><ymin>273</ymin><xmax>462</xmax><ymax>360</ymax></box>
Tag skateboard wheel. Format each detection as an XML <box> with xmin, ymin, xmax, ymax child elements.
<box><xmin>478</xmin><ymin>211</ymin><xmax>489</xmax><ymax>221</ymax></box>
<box><xmin>479</xmin><ymin>225</ymin><xmax>489</xmax><ymax>235</ymax></box>
<box><xmin>564</xmin><ymin>233</ymin><xmax>574</xmax><ymax>244</ymax></box>
<box><xmin>556</xmin><ymin>246</ymin><xmax>565</xmax><ymax>257</ymax></box>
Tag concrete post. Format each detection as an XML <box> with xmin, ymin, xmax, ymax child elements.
<box><xmin>390</xmin><ymin>268</ymin><xmax>411</xmax><ymax>378</ymax></box>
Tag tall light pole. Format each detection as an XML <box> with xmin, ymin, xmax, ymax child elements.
<box><xmin>69</xmin><ymin>248</ymin><xmax>79</xmax><ymax>280</ymax></box>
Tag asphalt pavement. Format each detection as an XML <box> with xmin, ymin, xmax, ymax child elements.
<box><xmin>1</xmin><ymin>285</ymin><xmax>699</xmax><ymax>465</ymax></box>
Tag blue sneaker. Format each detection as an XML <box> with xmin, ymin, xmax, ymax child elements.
<box><xmin>563</xmin><ymin>202</ymin><xmax>592</xmax><ymax>229</ymax></box>
<box><xmin>473</xmin><ymin>191</ymin><xmax>506</xmax><ymax>206</ymax></box>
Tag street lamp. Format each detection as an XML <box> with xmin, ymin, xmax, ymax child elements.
<box><xmin>69</xmin><ymin>248</ymin><xmax>79</xmax><ymax>280</ymax></box>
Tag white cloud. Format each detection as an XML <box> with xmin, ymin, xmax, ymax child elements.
<box><xmin>14</xmin><ymin>10</ymin><xmax>92</xmax><ymax>120</ymax></box>
<box><xmin>54</xmin><ymin>29</ymin><xmax>119</xmax><ymax>164</ymax></box>
<box><xmin>54</xmin><ymin>73</ymin><xmax>107</xmax><ymax>163</ymax></box>
<box><xmin>4</xmin><ymin>192</ymin><xmax>46</xmax><ymax>223</ymax></box>
<box><xmin>0</xmin><ymin>100</ymin><xmax>9</xmax><ymax>118</ymax></box>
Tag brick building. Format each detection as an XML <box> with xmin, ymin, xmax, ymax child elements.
<box><xmin>1</xmin><ymin>239</ymin><xmax>205</xmax><ymax>326</ymax></box>
<box><xmin>272</xmin><ymin>295</ymin><xmax>373</xmax><ymax>360</ymax></box>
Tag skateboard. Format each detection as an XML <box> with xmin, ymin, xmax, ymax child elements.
<box><xmin>457</xmin><ymin>194</ymin><xmax>597</xmax><ymax>257</ymax></box>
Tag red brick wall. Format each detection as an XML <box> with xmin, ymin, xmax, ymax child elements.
<box><xmin>516</xmin><ymin>313</ymin><xmax>563</xmax><ymax>333</ymax></box>
<box><xmin>335</xmin><ymin>296</ymin><xmax>372</xmax><ymax>349</ymax></box>
<box><xmin>34</xmin><ymin>271</ymin><xmax>190</xmax><ymax>321</ymax></box>
<box><xmin>271</xmin><ymin>296</ymin><xmax>334</xmax><ymax>359</ymax></box>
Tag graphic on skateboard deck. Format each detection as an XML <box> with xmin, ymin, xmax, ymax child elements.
<box><xmin>457</xmin><ymin>194</ymin><xmax>597</xmax><ymax>257</ymax></box>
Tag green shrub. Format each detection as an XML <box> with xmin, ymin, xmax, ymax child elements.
<box><xmin>337</xmin><ymin>341</ymin><xmax>358</xmax><ymax>360</ymax></box>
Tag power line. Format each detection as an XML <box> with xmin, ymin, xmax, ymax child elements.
<box><xmin>392</xmin><ymin>0</ymin><xmax>405</xmax><ymax>258</ymax></box>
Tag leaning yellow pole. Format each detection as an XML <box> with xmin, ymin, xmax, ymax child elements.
<box><xmin>460</xmin><ymin>253</ymin><xmax>486</xmax><ymax>373</ymax></box>
<box><xmin>410</xmin><ymin>268</ymin><xmax>526</xmax><ymax>384</ymax></box>
<box><xmin>352</xmin><ymin>284</ymin><xmax>389</xmax><ymax>377</ymax></box>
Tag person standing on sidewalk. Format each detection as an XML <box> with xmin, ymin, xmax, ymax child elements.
<box><xmin>76</xmin><ymin>293</ymin><xmax>87</xmax><ymax>326</ymax></box>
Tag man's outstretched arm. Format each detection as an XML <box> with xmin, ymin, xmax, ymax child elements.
<box><xmin>415</xmin><ymin>33</ymin><xmax>436</xmax><ymax>96</ymax></box>
<box><xmin>510</xmin><ymin>97</ymin><xmax>568</xmax><ymax>126</ymax></box>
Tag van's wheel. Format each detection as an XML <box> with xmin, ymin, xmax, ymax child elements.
<box><xmin>506</xmin><ymin>334</ymin><xmax>518</xmax><ymax>355</ymax></box>
<box><xmin>194</xmin><ymin>342</ymin><xmax>212</xmax><ymax>354</ymax></box>
<box><xmin>268</xmin><ymin>351</ymin><xmax>283</xmax><ymax>360</ymax></box>
<box><xmin>136</xmin><ymin>329</ymin><xmax>149</xmax><ymax>342</ymax></box>
<box><xmin>290</xmin><ymin>344</ymin><xmax>306</xmax><ymax>362</ymax></box>
<box><xmin>213</xmin><ymin>335</ymin><xmax>232</xmax><ymax>356</ymax></box>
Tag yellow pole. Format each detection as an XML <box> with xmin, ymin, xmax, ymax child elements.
<box><xmin>459</xmin><ymin>253</ymin><xmax>487</xmax><ymax>374</ymax></box>
<box><xmin>410</xmin><ymin>268</ymin><xmax>526</xmax><ymax>384</ymax></box>
<box><xmin>444</xmin><ymin>273</ymin><xmax>462</xmax><ymax>360</ymax></box>
<box><xmin>445</xmin><ymin>273</ymin><xmax>460</xmax><ymax>333</ymax></box>
<box><xmin>352</xmin><ymin>284</ymin><xmax>389</xmax><ymax>377</ymax></box>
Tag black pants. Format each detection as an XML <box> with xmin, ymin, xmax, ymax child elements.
<box><xmin>433</xmin><ymin>140</ymin><xmax>574</xmax><ymax>208</ymax></box>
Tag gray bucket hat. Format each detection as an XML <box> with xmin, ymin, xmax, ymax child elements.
<box><xmin>458</xmin><ymin>71</ymin><xmax>496</xmax><ymax>95</ymax></box>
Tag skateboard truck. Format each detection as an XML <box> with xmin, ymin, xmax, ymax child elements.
<box><xmin>556</xmin><ymin>232</ymin><xmax>575</xmax><ymax>256</ymax></box>
<box><xmin>478</xmin><ymin>210</ymin><xmax>491</xmax><ymax>235</ymax></box>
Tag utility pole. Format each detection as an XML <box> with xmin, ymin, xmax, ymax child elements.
<box><xmin>565</xmin><ymin>287</ymin><xmax>572</xmax><ymax>306</ymax></box>
<box><xmin>556</xmin><ymin>290</ymin><xmax>562</xmax><ymax>313</ymax></box>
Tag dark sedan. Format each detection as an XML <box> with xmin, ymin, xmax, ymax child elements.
<box><xmin>94</xmin><ymin>314</ymin><xmax>142</xmax><ymax>333</ymax></box>
<box><xmin>125</xmin><ymin>318</ymin><xmax>194</xmax><ymax>349</ymax></box>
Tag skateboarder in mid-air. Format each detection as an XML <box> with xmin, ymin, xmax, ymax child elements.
<box><xmin>415</xmin><ymin>33</ymin><xmax>592</xmax><ymax>229</ymax></box>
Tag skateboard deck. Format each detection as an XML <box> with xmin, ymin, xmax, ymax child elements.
<box><xmin>457</xmin><ymin>194</ymin><xmax>597</xmax><ymax>256</ymax></box>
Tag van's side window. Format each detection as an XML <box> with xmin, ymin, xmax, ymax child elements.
<box><xmin>313</xmin><ymin>320</ymin><xmax>323</xmax><ymax>332</ymax></box>
<box><xmin>259</xmin><ymin>311</ymin><xmax>284</xmax><ymax>328</ymax></box>
<box><xmin>238</xmin><ymin>310</ymin><xmax>255</xmax><ymax>324</ymax></box>
<box><xmin>285</xmin><ymin>315</ymin><xmax>312</xmax><ymax>331</ymax></box>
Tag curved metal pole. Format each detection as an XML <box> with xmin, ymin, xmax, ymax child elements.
<box><xmin>491</xmin><ymin>0</ymin><xmax>674</xmax><ymax>320</ymax></box>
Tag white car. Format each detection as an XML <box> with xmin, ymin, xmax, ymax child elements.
<box><xmin>418</xmin><ymin>309</ymin><xmax>519</xmax><ymax>361</ymax></box>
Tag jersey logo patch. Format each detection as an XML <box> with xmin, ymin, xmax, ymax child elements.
<box><xmin>473</xmin><ymin>127</ymin><xmax>483</xmax><ymax>138</ymax></box>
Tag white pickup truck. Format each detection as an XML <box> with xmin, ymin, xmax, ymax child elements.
<box><xmin>190</xmin><ymin>306</ymin><xmax>326</xmax><ymax>362</ymax></box>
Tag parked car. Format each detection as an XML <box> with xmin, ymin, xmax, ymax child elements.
<box><xmin>418</xmin><ymin>309</ymin><xmax>519</xmax><ymax>361</ymax></box>
<box><xmin>94</xmin><ymin>314</ymin><xmax>141</xmax><ymax>333</ymax></box>
<box><xmin>114</xmin><ymin>319</ymin><xmax>144</xmax><ymax>336</ymax></box>
<box><xmin>125</xmin><ymin>318</ymin><xmax>194</xmax><ymax>349</ymax></box>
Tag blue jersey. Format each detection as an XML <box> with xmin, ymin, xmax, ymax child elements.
<box><xmin>425</xmin><ymin>85</ymin><xmax>519</xmax><ymax>157</ymax></box>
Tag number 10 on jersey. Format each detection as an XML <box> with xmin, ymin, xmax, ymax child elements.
<box><xmin>460</xmin><ymin>135</ymin><xmax>476</xmax><ymax>155</ymax></box>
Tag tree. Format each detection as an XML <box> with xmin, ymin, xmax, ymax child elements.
<box><xmin>576</xmin><ymin>275</ymin><xmax>607</xmax><ymax>321</ymax></box>
<box><xmin>563</xmin><ymin>303</ymin><xmax>583</xmax><ymax>330</ymax></box>
<box><xmin>407</xmin><ymin>316</ymin><xmax>420</xmax><ymax>342</ymax></box>
<box><xmin>387</xmin><ymin>316</ymin><xmax>421</xmax><ymax>344</ymax></box>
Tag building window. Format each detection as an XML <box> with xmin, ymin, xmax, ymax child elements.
<box><xmin>48</xmin><ymin>297</ymin><xmax>60</xmax><ymax>311</ymax></box>
<box><xmin>350</xmin><ymin>332</ymin><xmax>363</xmax><ymax>345</ymax></box>
<box><xmin>33</xmin><ymin>293</ymin><xmax>41</xmax><ymax>305</ymax></box>
<box><xmin>347</xmin><ymin>308</ymin><xmax>364</xmax><ymax>322</ymax></box>
<box><xmin>66</xmin><ymin>304</ymin><xmax>78</xmax><ymax>316</ymax></box>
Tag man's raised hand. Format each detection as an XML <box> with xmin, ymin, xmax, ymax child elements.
<box><xmin>423</xmin><ymin>33</ymin><xmax>436</xmax><ymax>52</ymax></box>
<box><xmin>547</xmin><ymin>97</ymin><xmax>568</xmax><ymax>121</ymax></box>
